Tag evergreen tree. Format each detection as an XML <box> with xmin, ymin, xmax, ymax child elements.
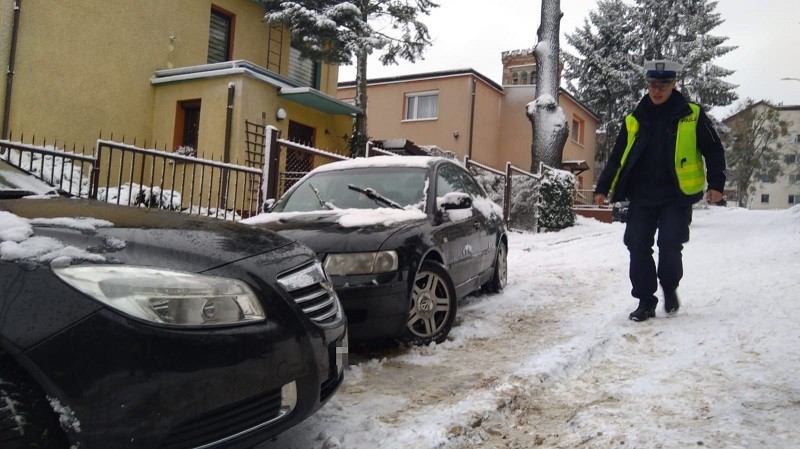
<box><xmin>722</xmin><ymin>100</ymin><xmax>788</xmax><ymax>207</ymax></box>
<box><xmin>633</xmin><ymin>0</ymin><xmax>737</xmax><ymax>108</ymax></box>
<box><xmin>563</xmin><ymin>0</ymin><xmax>641</xmax><ymax>164</ymax></box>
<box><xmin>257</xmin><ymin>0</ymin><xmax>438</xmax><ymax>157</ymax></box>
<box><xmin>565</xmin><ymin>0</ymin><xmax>737</xmax><ymax>167</ymax></box>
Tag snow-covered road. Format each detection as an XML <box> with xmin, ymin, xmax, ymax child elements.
<box><xmin>266</xmin><ymin>205</ymin><xmax>800</xmax><ymax>449</ymax></box>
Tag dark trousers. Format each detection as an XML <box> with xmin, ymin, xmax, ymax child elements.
<box><xmin>623</xmin><ymin>204</ymin><xmax>692</xmax><ymax>306</ymax></box>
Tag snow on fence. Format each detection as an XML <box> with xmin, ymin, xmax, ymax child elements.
<box><xmin>1</xmin><ymin>138</ymin><xmax>262</xmax><ymax>221</ymax></box>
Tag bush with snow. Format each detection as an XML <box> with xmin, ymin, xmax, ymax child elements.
<box><xmin>536</xmin><ymin>168</ymin><xmax>576</xmax><ymax>231</ymax></box>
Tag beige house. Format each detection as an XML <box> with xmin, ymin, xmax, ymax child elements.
<box><xmin>0</xmin><ymin>0</ymin><xmax>358</xmax><ymax>162</ymax></box>
<box><xmin>337</xmin><ymin>49</ymin><xmax>598</xmax><ymax>190</ymax></box>
<box><xmin>723</xmin><ymin>102</ymin><xmax>800</xmax><ymax>209</ymax></box>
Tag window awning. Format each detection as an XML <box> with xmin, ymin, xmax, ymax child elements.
<box><xmin>279</xmin><ymin>87</ymin><xmax>361</xmax><ymax>115</ymax></box>
<box><xmin>562</xmin><ymin>160</ymin><xmax>590</xmax><ymax>175</ymax></box>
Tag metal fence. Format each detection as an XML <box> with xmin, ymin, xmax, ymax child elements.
<box><xmin>93</xmin><ymin>140</ymin><xmax>264</xmax><ymax>220</ymax></box>
<box><xmin>1</xmin><ymin>138</ymin><xmax>264</xmax><ymax>221</ymax></box>
<box><xmin>3</xmin><ymin>130</ymin><xmax>566</xmax><ymax>231</ymax></box>
<box><xmin>465</xmin><ymin>156</ymin><xmax>544</xmax><ymax>232</ymax></box>
<box><xmin>262</xmin><ymin>126</ymin><xmax>348</xmax><ymax>200</ymax></box>
<box><xmin>0</xmin><ymin>139</ymin><xmax>97</xmax><ymax>197</ymax></box>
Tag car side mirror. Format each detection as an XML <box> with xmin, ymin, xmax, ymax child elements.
<box><xmin>262</xmin><ymin>198</ymin><xmax>276</xmax><ymax>212</ymax></box>
<box><xmin>437</xmin><ymin>192</ymin><xmax>472</xmax><ymax>211</ymax></box>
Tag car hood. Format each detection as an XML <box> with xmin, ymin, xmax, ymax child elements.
<box><xmin>0</xmin><ymin>197</ymin><xmax>297</xmax><ymax>272</ymax></box>
<box><xmin>245</xmin><ymin>209</ymin><xmax>426</xmax><ymax>253</ymax></box>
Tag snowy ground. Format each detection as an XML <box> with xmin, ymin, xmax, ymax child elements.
<box><xmin>265</xmin><ymin>205</ymin><xmax>800</xmax><ymax>449</ymax></box>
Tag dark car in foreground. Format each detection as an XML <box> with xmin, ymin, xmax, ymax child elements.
<box><xmin>0</xmin><ymin>159</ymin><xmax>347</xmax><ymax>448</ymax></box>
<box><xmin>244</xmin><ymin>156</ymin><xmax>507</xmax><ymax>346</ymax></box>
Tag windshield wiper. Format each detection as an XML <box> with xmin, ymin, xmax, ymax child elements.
<box><xmin>308</xmin><ymin>183</ymin><xmax>334</xmax><ymax>210</ymax></box>
<box><xmin>348</xmin><ymin>184</ymin><xmax>403</xmax><ymax>209</ymax></box>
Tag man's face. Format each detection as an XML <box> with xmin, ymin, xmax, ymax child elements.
<box><xmin>647</xmin><ymin>79</ymin><xmax>676</xmax><ymax>105</ymax></box>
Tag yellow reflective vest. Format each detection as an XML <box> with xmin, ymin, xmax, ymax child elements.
<box><xmin>610</xmin><ymin>103</ymin><xmax>705</xmax><ymax>196</ymax></box>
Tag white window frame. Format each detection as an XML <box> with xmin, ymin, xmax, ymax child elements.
<box><xmin>571</xmin><ymin>116</ymin><xmax>585</xmax><ymax>145</ymax></box>
<box><xmin>404</xmin><ymin>91</ymin><xmax>439</xmax><ymax>121</ymax></box>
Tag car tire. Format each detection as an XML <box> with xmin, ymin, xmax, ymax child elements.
<box><xmin>0</xmin><ymin>364</ymin><xmax>68</xmax><ymax>449</ymax></box>
<box><xmin>483</xmin><ymin>240</ymin><xmax>508</xmax><ymax>293</ymax></box>
<box><xmin>399</xmin><ymin>260</ymin><xmax>457</xmax><ymax>346</ymax></box>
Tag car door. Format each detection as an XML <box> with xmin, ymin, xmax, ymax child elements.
<box><xmin>456</xmin><ymin>168</ymin><xmax>500</xmax><ymax>274</ymax></box>
<box><xmin>432</xmin><ymin>163</ymin><xmax>484</xmax><ymax>288</ymax></box>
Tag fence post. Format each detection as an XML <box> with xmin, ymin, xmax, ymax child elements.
<box><xmin>263</xmin><ymin>126</ymin><xmax>280</xmax><ymax>202</ymax></box>
<box><xmin>504</xmin><ymin>162</ymin><xmax>512</xmax><ymax>226</ymax></box>
<box><xmin>89</xmin><ymin>140</ymin><xmax>101</xmax><ymax>199</ymax></box>
<box><xmin>365</xmin><ymin>140</ymin><xmax>372</xmax><ymax>157</ymax></box>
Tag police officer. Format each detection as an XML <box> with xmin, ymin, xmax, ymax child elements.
<box><xmin>593</xmin><ymin>59</ymin><xmax>726</xmax><ymax>321</ymax></box>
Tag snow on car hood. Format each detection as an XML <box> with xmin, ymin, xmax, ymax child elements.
<box><xmin>243</xmin><ymin>207</ymin><xmax>427</xmax><ymax>253</ymax></box>
<box><xmin>1</xmin><ymin>197</ymin><xmax>297</xmax><ymax>271</ymax></box>
<box><xmin>243</xmin><ymin>207</ymin><xmax>426</xmax><ymax>228</ymax></box>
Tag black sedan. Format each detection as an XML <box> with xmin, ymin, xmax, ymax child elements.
<box><xmin>0</xmin><ymin>159</ymin><xmax>347</xmax><ymax>448</ymax></box>
<box><xmin>244</xmin><ymin>156</ymin><xmax>508</xmax><ymax>346</ymax></box>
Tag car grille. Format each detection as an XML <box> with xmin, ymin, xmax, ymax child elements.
<box><xmin>160</xmin><ymin>389</ymin><xmax>282</xmax><ymax>449</ymax></box>
<box><xmin>278</xmin><ymin>261</ymin><xmax>342</xmax><ymax>326</ymax></box>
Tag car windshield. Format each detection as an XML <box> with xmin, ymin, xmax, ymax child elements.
<box><xmin>273</xmin><ymin>166</ymin><xmax>428</xmax><ymax>212</ymax></box>
<box><xmin>0</xmin><ymin>159</ymin><xmax>59</xmax><ymax>198</ymax></box>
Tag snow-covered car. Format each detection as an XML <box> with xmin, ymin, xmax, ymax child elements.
<box><xmin>244</xmin><ymin>156</ymin><xmax>508</xmax><ymax>346</ymax></box>
<box><xmin>0</xmin><ymin>158</ymin><xmax>347</xmax><ymax>448</ymax></box>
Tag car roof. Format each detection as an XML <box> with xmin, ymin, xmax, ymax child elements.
<box><xmin>309</xmin><ymin>155</ymin><xmax>450</xmax><ymax>175</ymax></box>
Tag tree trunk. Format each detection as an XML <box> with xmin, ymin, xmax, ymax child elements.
<box><xmin>351</xmin><ymin>46</ymin><xmax>369</xmax><ymax>157</ymax></box>
<box><xmin>528</xmin><ymin>0</ymin><xmax>568</xmax><ymax>171</ymax></box>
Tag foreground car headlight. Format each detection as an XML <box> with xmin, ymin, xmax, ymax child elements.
<box><xmin>323</xmin><ymin>251</ymin><xmax>398</xmax><ymax>276</ymax></box>
<box><xmin>53</xmin><ymin>265</ymin><xmax>265</xmax><ymax>326</ymax></box>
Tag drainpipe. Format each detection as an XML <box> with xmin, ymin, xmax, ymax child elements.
<box><xmin>468</xmin><ymin>76</ymin><xmax>476</xmax><ymax>159</ymax></box>
<box><xmin>220</xmin><ymin>83</ymin><xmax>235</xmax><ymax>207</ymax></box>
<box><xmin>2</xmin><ymin>0</ymin><xmax>21</xmax><ymax>139</ymax></box>
<box><xmin>224</xmin><ymin>83</ymin><xmax>234</xmax><ymax>163</ymax></box>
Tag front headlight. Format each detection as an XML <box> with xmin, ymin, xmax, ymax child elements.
<box><xmin>323</xmin><ymin>251</ymin><xmax>398</xmax><ymax>276</ymax></box>
<box><xmin>53</xmin><ymin>265</ymin><xmax>265</xmax><ymax>326</ymax></box>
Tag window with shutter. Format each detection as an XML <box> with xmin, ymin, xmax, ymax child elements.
<box><xmin>208</xmin><ymin>8</ymin><xmax>233</xmax><ymax>64</ymax></box>
<box><xmin>288</xmin><ymin>46</ymin><xmax>320</xmax><ymax>88</ymax></box>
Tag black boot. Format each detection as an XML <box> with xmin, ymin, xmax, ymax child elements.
<box><xmin>629</xmin><ymin>300</ymin><xmax>656</xmax><ymax>322</ymax></box>
<box><xmin>664</xmin><ymin>289</ymin><xmax>680</xmax><ymax>315</ymax></box>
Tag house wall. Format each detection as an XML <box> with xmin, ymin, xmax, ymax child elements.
<box><xmin>747</xmin><ymin>106</ymin><xmax>800</xmax><ymax>210</ymax></box>
<box><xmin>0</xmin><ymin>0</ymin><xmax>347</xmax><ymax>160</ymax></box>
<box><xmin>338</xmin><ymin>74</ymin><xmax>504</xmax><ymax>165</ymax></box>
<box><xmin>561</xmin><ymin>96</ymin><xmax>597</xmax><ymax>190</ymax></box>
<box><xmin>498</xmin><ymin>86</ymin><xmax>596</xmax><ymax>185</ymax></box>
<box><xmin>498</xmin><ymin>86</ymin><xmax>535</xmax><ymax>170</ymax></box>
<box><xmin>469</xmin><ymin>80</ymin><xmax>503</xmax><ymax>167</ymax></box>
<box><xmin>339</xmin><ymin>70</ymin><xmax>597</xmax><ymax>182</ymax></box>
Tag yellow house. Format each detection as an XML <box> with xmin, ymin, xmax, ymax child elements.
<box><xmin>337</xmin><ymin>50</ymin><xmax>598</xmax><ymax>191</ymax></box>
<box><xmin>0</xmin><ymin>0</ymin><xmax>358</xmax><ymax>163</ymax></box>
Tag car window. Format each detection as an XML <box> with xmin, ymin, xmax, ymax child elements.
<box><xmin>457</xmin><ymin>169</ymin><xmax>484</xmax><ymax>198</ymax></box>
<box><xmin>274</xmin><ymin>166</ymin><xmax>428</xmax><ymax>212</ymax></box>
<box><xmin>435</xmin><ymin>164</ymin><xmax>465</xmax><ymax>197</ymax></box>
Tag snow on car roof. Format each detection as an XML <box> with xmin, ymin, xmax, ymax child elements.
<box><xmin>309</xmin><ymin>155</ymin><xmax>444</xmax><ymax>174</ymax></box>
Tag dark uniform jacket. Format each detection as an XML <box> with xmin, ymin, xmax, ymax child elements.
<box><xmin>594</xmin><ymin>90</ymin><xmax>726</xmax><ymax>206</ymax></box>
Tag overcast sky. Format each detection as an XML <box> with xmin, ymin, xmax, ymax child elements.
<box><xmin>337</xmin><ymin>0</ymin><xmax>800</xmax><ymax>120</ymax></box>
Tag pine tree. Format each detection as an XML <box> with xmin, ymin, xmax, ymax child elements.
<box><xmin>633</xmin><ymin>0</ymin><xmax>737</xmax><ymax>108</ymax></box>
<box><xmin>563</xmin><ymin>0</ymin><xmax>641</xmax><ymax>164</ymax></box>
<box><xmin>257</xmin><ymin>0</ymin><xmax>438</xmax><ymax>156</ymax></box>
<box><xmin>722</xmin><ymin>100</ymin><xmax>788</xmax><ymax>207</ymax></box>
<box><xmin>564</xmin><ymin>0</ymin><xmax>738</xmax><ymax>167</ymax></box>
